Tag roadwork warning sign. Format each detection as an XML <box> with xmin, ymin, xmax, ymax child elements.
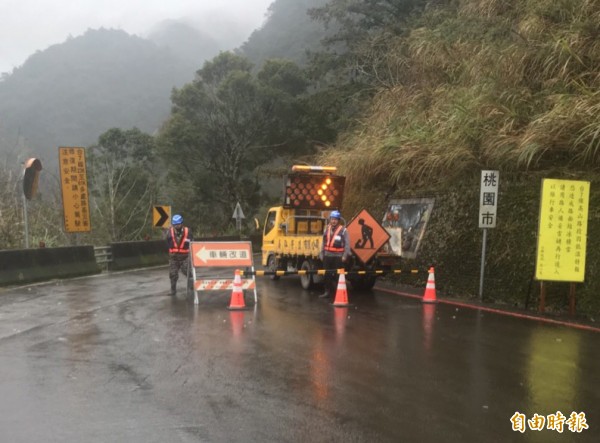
<box><xmin>191</xmin><ymin>241</ymin><xmax>254</xmax><ymax>268</ymax></box>
<box><xmin>347</xmin><ymin>208</ymin><xmax>390</xmax><ymax>264</ymax></box>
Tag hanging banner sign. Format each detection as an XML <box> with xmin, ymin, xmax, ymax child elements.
<box><xmin>535</xmin><ymin>179</ymin><xmax>590</xmax><ymax>282</ymax></box>
<box><xmin>59</xmin><ymin>147</ymin><xmax>91</xmax><ymax>233</ymax></box>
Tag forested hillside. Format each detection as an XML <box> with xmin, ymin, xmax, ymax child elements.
<box><xmin>315</xmin><ymin>0</ymin><xmax>600</xmax><ymax>315</ymax></box>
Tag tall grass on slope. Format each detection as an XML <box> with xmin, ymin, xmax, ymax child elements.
<box><xmin>513</xmin><ymin>91</ymin><xmax>600</xmax><ymax>169</ymax></box>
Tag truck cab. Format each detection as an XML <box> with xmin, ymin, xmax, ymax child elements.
<box><xmin>262</xmin><ymin>206</ymin><xmax>326</xmax><ymax>289</ymax></box>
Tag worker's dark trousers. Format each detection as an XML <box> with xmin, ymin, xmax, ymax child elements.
<box><xmin>322</xmin><ymin>254</ymin><xmax>344</xmax><ymax>295</ymax></box>
<box><xmin>169</xmin><ymin>253</ymin><xmax>190</xmax><ymax>292</ymax></box>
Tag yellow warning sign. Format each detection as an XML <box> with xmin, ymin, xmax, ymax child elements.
<box><xmin>153</xmin><ymin>205</ymin><xmax>171</xmax><ymax>228</ymax></box>
<box><xmin>535</xmin><ymin>179</ymin><xmax>590</xmax><ymax>282</ymax></box>
<box><xmin>59</xmin><ymin>147</ymin><xmax>91</xmax><ymax>233</ymax></box>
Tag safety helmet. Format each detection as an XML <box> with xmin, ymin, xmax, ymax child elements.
<box><xmin>330</xmin><ymin>210</ymin><xmax>341</xmax><ymax>219</ymax></box>
<box><xmin>172</xmin><ymin>214</ymin><xmax>183</xmax><ymax>225</ymax></box>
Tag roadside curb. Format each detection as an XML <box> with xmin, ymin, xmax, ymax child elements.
<box><xmin>375</xmin><ymin>282</ymin><xmax>600</xmax><ymax>333</ymax></box>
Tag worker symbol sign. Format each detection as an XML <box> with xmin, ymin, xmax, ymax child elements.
<box><xmin>347</xmin><ymin>208</ymin><xmax>390</xmax><ymax>264</ymax></box>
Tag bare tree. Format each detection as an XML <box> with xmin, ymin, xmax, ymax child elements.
<box><xmin>88</xmin><ymin>128</ymin><xmax>159</xmax><ymax>243</ymax></box>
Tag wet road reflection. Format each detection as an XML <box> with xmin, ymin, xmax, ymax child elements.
<box><xmin>0</xmin><ymin>267</ymin><xmax>598</xmax><ymax>442</ymax></box>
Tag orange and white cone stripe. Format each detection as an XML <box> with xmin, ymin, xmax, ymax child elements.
<box><xmin>228</xmin><ymin>270</ymin><xmax>247</xmax><ymax>310</ymax></box>
<box><xmin>333</xmin><ymin>271</ymin><xmax>350</xmax><ymax>307</ymax></box>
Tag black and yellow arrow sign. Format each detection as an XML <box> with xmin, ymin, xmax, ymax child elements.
<box><xmin>153</xmin><ymin>205</ymin><xmax>171</xmax><ymax>228</ymax></box>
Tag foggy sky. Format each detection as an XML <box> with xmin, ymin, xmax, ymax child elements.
<box><xmin>0</xmin><ymin>0</ymin><xmax>273</xmax><ymax>75</ymax></box>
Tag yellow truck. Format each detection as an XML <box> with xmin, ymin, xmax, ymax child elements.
<box><xmin>261</xmin><ymin>165</ymin><xmax>397</xmax><ymax>290</ymax></box>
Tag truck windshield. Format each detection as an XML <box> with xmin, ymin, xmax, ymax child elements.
<box><xmin>264</xmin><ymin>211</ymin><xmax>277</xmax><ymax>236</ymax></box>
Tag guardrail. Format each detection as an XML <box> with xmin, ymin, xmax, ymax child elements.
<box><xmin>94</xmin><ymin>246</ymin><xmax>113</xmax><ymax>269</ymax></box>
<box><xmin>0</xmin><ymin>235</ymin><xmax>260</xmax><ymax>287</ymax></box>
<box><xmin>0</xmin><ymin>245</ymin><xmax>101</xmax><ymax>286</ymax></box>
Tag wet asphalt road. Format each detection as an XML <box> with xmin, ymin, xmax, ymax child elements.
<box><xmin>0</xmin><ymin>266</ymin><xmax>598</xmax><ymax>443</ymax></box>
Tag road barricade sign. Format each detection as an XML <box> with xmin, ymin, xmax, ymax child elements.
<box><xmin>189</xmin><ymin>241</ymin><xmax>257</xmax><ymax>306</ymax></box>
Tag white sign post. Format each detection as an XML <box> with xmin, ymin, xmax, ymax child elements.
<box><xmin>479</xmin><ymin>170</ymin><xmax>499</xmax><ymax>301</ymax></box>
<box><xmin>232</xmin><ymin>202</ymin><xmax>245</xmax><ymax>232</ymax></box>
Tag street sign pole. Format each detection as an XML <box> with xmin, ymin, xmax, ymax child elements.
<box><xmin>479</xmin><ymin>228</ymin><xmax>487</xmax><ymax>301</ymax></box>
<box><xmin>21</xmin><ymin>157</ymin><xmax>43</xmax><ymax>248</ymax></box>
<box><xmin>22</xmin><ymin>193</ymin><xmax>29</xmax><ymax>248</ymax></box>
<box><xmin>478</xmin><ymin>170</ymin><xmax>499</xmax><ymax>302</ymax></box>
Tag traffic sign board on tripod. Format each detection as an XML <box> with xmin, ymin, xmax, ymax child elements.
<box><xmin>189</xmin><ymin>241</ymin><xmax>257</xmax><ymax>306</ymax></box>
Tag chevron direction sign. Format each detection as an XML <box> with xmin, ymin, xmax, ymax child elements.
<box><xmin>153</xmin><ymin>205</ymin><xmax>171</xmax><ymax>228</ymax></box>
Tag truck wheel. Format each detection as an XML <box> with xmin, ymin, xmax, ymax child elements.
<box><xmin>300</xmin><ymin>260</ymin><xmax>314</xmax><ymax>290</ymax></box>
<box><xmin>352</xmin><ymin>275</ymin><xmax>377</xmax><ymax>291</ymax></box>
<box><xmin>267</xmin><ymin>255</ymin><xmax>280</xmax><ymax>281</ymax></box>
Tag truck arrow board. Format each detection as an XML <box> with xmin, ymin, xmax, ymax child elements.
<box><xmin>153</xmin><ymin>205</ymin><xmax>171</xmax><ymax>228</ymax></box>
<box><xmin>191</xmin><ymin>241</ymin><xmax>253</xmax><ymax>268</ymax></box>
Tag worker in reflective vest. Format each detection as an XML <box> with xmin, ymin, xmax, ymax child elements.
<box><xmin>319</xmin><ymin>210</ymin><xmax>350</xmax><ymax>299</ymax></box>
<box><xmin>166</xmin><ymin>214</ymin><xmax>193</xmax><ymax>296</ymax></box>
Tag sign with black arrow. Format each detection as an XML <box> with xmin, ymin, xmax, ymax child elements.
<box><xmin>153</xmin><ymin>205</ymin><xmax>171</xmax><ymax>228</ymax></box>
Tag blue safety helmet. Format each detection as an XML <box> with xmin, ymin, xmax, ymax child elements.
<box><xmin>330</xmin><ymin>210</ymin><xmax>341</xmax><ymax>219</ymax></box>
<box><xmin>172</xmin><ymin>214</ymin><xmax>183</xmax><ymax>225</ymax></box>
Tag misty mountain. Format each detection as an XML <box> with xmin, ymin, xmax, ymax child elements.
<box><xmin>146</xmin><ymin>20</ymin><xmax>222</xmax><ymax>66</ymax></box>
<box><xmin>0</xmin><ymin>28</ymin><xmax>197</xmax><ymax>165</ymax></box>
<box><xmin>0</xmin><ymin>1</ymin><xmax>333</xmax><ymax>167</ymax></box>
<box><xmin>240</xmin><ymin>0</ymin><xmax>331</xmax><ymax>67</ymax></box>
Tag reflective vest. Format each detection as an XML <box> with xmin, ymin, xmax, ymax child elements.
<box><xmin>169</xmin><ymin>227</ymin><xmax>190</xmax><ymax>254</ymax></box>
<box><xmin>323</xmin><ymin>224</ymin><xmax>346</xmax><ymax>253</ymax></box>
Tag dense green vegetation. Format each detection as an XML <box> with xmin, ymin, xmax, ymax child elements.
<box><xmin>317</xmin><ymin>0</ymin><xmax>600</xmax><ymax>316</ymax></box>
<box><xmin>157</xmin><ymin>53</ymin><xmax>316</xmax><ymax>231</ymax></box>
<box><xmin>1</xmin><ymin>0</ymin><xmax>599</xmax><ymax>316</ymax></box>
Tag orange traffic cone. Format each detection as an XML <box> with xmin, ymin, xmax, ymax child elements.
<box><xmin>228</xmin><ymin>270</ymin><xmax>247</xmax><ymax>310</ymax></box>
<box><xmin>332</xmin><ymin>270</ymin><xmax>350</xmax><ymax>307</ymax></box>
<box><xmin>422</xmin><ymin>267</ymin><xmax>437</xmax><ymax>303</ymax></box>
